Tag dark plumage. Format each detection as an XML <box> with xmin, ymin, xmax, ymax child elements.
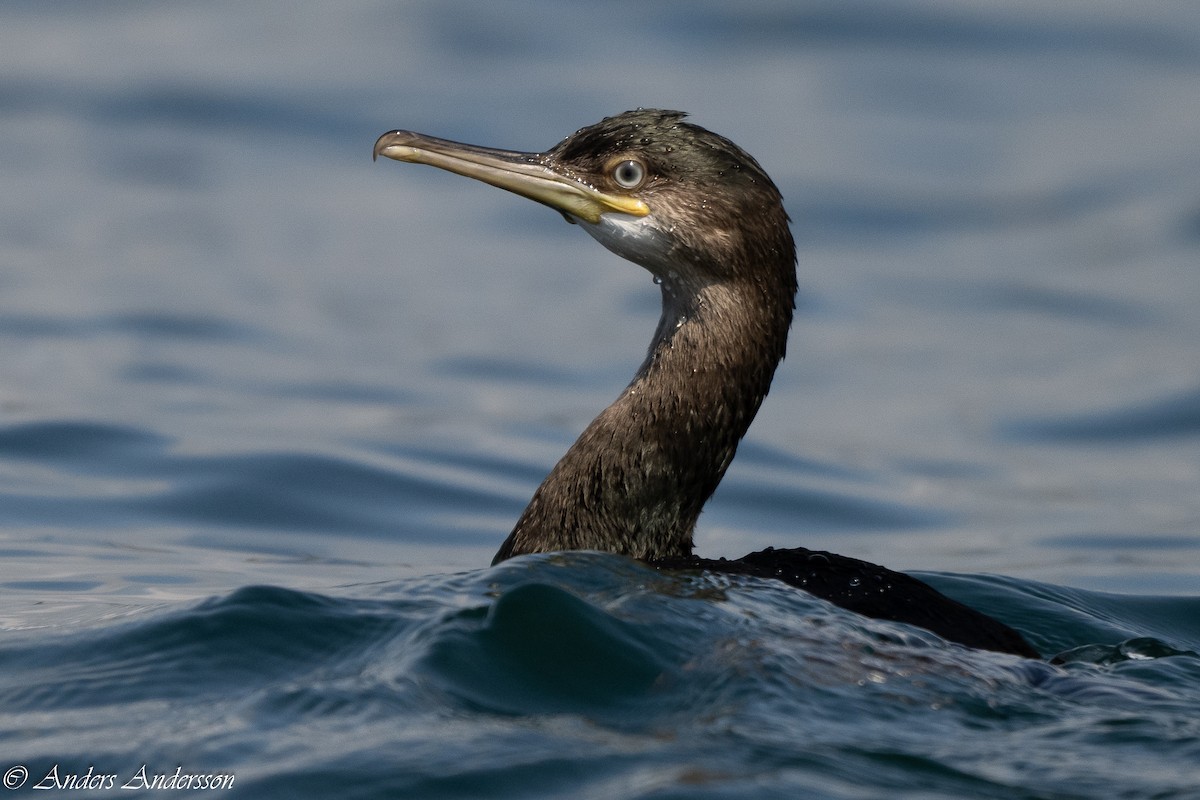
<box><xmin>375</xmin><ymin>109</ymin><xmax>1038</xmax><ymax>658</ymax></box>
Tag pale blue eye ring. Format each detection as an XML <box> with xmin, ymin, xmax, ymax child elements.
<box><xmin>613</xmin><ymin>160</ymin><xmax>646</xmax><ymax>189</ymax></box>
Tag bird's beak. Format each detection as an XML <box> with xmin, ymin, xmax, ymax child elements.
<box><xmin>373</xmin><ymin>129</ymin><xmax>649</xmax><ymax>225</ymax></box>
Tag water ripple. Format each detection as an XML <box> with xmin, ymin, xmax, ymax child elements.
<box><xmin>1002</xmin><ymin>386</ymin><xmax>1200</xmax><ymax>443</ymax></box>
<box><xmin>3</xmin><ymin>555</ymin><xmax>1199</xmax><ymax>798</ymax></box>
<box><xmin>0</xmin><ymin>419</ymin><xmax>517</xmax><ymax>542</ymax></box>
<box><xmin>0</xmin><ymin>312</ymin><xmax>266</xmax><ymax>343</ymax></box>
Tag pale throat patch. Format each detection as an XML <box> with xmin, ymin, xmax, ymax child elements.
<box><xmin>576</xmin><ymin>212</ymin><xmax>677</xmax><ymax>278</ymax></box>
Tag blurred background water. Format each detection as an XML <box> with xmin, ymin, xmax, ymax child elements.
<box><xmin>1</xmin><ymin>2</ymin><xmax>1199</xmax><ymax>798</ymax></box>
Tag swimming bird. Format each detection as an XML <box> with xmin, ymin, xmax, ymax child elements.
<box><xmin>374</xmin><ymin>109</ymin><xmax>1037</xmax><ymax>658</ymax></box>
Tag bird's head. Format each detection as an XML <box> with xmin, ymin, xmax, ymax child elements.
<box><xmin>374</xmin><ymin>109</ymin><xmax>795</xmax><ymax>296</ymax></box>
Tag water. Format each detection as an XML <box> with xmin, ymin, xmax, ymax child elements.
<box><xmin>2</xmin><ymin>2</ymin><xmax>1199</xmax><ymax>797</ymax></box>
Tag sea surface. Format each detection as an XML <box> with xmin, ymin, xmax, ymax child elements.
<box><xmin>2</xmin><ymin>2</ymin><xmax>1199</xmax><ymax>798</ymax></box>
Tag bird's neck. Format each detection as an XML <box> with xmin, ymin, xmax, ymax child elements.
<box><xmin>494</xmin><ymin>275</ymin><xmax>792</xmax><ymax>563</ymax></box>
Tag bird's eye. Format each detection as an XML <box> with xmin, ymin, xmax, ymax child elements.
<box><xmin>612</xmin><ymin>159</ymin><xmax>646</xmax><ymax>189</ymax></box>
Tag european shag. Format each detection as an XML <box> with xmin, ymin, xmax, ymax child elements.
<box><xmin>374</xmin><ymin>109</ymin><xmax>1037</xmax><ymax>658</ymax></box>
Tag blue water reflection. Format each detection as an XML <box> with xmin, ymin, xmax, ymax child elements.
<box><xmin>2</xmin><ymin>2</ymin><xmax>1199</xmax><ymax>797</ymax></box>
